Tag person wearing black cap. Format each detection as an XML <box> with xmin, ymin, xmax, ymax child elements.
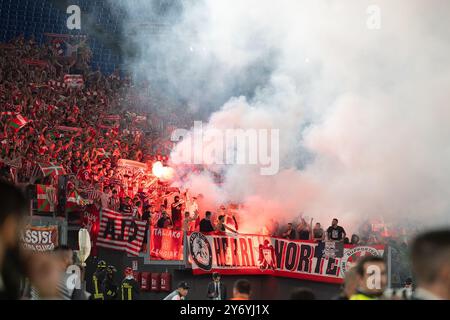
<box><xmin>207</xmin><ymin>272</ymin><xmax>227</xmax><ymax>300</ymax></box>
<box><xmin>163</xmin><ymin>281</ymin><xmax>189</xmax><ymax>300</ymax></box>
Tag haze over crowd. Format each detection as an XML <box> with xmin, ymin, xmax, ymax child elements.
<box><xmin>116</xmin><ymin>0</ymin><xmax>450</xmax><ymax>233</ymax></box>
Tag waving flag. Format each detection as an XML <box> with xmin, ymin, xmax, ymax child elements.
<box><xmin>97</xmin><ymin>208</ymin><xmax>147</xmax><ymax>256</ymax></box>
<box><xmin>103</xmin><ymin>115</ymin><xmax>121</xmax><ymax>121</ymax></box>
<box><xmin>9</xmin><ymin>114</ymin><xmax>28</xmax><ymax>132</ymax></box>
<box><xmin>117</xmin><ymin>159</ymin><xmax>148</xmax><ymax>170</ymax></box>
<box><xmin>48</xmin><ymin>131</ymin><xmax>63</xmax><ymax>140</ymax></box>
<box><xmin>84</xmin><ymin>187</ymin><xmax>102</xmax><ymax>201</ymax></box>
<box><xmin>66</xmin><ymin>190</ymin><xmax>79</xmax><ymax>213</ymax></box>
<box><xmin>36</xmin><ymin>184</ymin><xmax>57</xmax><ymax>212</ymax></box>
<box><xmin>23</xmin><ymin>160</ymin><xmax>41</xmax><ymax>181</ymax></box>
<box><xmin>23</xmin><ymin>59</ymin><xmax>48</xmax><ymax>68</ymax></box>
<box><xmin>64</xmin><ymin>74</ymin><xmax>84</xmax><ymax>88</ymax></box>
<box><xmin>47</xmin><ymin>80</ymin><xmax>68</xmax><ymax>90</ymax></box>
<box><xmin>55</xmin><ymin>126</ymin><xmax>82</xmax><ymax>133</ymax></box>
<box><xmin>38</xmin><ymin>162</ymin><xmax>66</xmax><ymax>177</ymax></box>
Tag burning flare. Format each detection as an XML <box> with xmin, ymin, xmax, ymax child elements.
<box><xmin>152</xmin><ymin>161</ymin><xmax>174</xmax><ymax>181</ymax></box>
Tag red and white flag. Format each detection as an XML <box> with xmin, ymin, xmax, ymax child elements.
<box><xmin>8</xmin><ymin>114</ymin><xmax>28</xmax><ymax>132</ymax></box>
<box><xmin>97</xmin><ymin>208</ymin><xmax>147</xmax><ymax>256</ymax></box>
<box><xmin>55</xmin><ymin>125</ymin><xmax>82</xmax><ymax>133</ymax></box>
<box><xmin>38</xmin><ymin>162</ymin><xmax>66</xmax><ymax>177</ymax></box>
<box><xmin>51</xmin><ymin>38</ymin><xmax>65</xmax><ymax>56</ymax></box>
<box><xmin>83</xmin><ymin>187</ymin><xmax>102</xmax><ymax>201</ymax></box>
<box><xmin>47</xmin><ymin>80</ymin><xmax>68</xmax><ymax>90</ymax></box>
<box><xmin>64</xmin><ymin>74</ymin><xmax>84</xmax><ymax>88</ymax></box>
<box><xmin>36</xmin><ymin>184</ymin><xmax>56</xmax><ymax>212</ymax></box>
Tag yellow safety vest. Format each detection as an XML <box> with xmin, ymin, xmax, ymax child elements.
<box><xmin>93</xmin><ymin>275</ymin><xmax>104</xmax><ymax>300</ymax></box>
<box><xmin>350</xmin><ymin>293</ymin><xmax>376</xmax><ymax>300</ymax></box>
<box><xmin>121</xmin><ymin>283</ymin><xmax>133</xmax><ymax>300</ymax></box>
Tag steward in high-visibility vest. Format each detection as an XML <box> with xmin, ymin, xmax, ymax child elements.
<box><xmin>91</xmin><ymin>260</ymin><xmax>107</xmax><ymax>300</ymax></box>
<box><xmin>349</xmin><ymin>291</ymin><xmax>378</xmax><ymax>300</ymax></box>
<box><xmin>120</xmin><ymin>267</ymin><xmax>140</xmax><ymax>300</ymax></box>
<box><xmin>349</xmin><ymin>255</ymin><xmax>387</xmax><ymax>301</ymax></box>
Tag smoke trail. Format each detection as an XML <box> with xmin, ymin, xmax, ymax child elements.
<box><xmin>116</xmin><ymin>0</ymin><xmax>450</xmax><ymax>233</ymax></box>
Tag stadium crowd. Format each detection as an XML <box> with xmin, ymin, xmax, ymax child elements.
<box><xmin>0</xmin><ymin>34</ymin><xmax>190</xmax><ymax>225</ymax></box>
<box><xmin>1</xmin><ymin>35</ymin><xmax>443</xmax><ymax>301</ymax></box>
<box><xmin>0</xmin><ymin>34</ymin><xmax>418</xmax><ymax>253</ymax></box>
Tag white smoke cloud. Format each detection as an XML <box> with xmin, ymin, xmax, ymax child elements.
<box><xmin>118</xmin><ymin>0</ymin><xmax>450</xmax><ymax>234</ymax></box>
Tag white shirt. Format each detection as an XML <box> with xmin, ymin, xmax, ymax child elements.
<box><xmin>215</xmin><ymin>282</ymin><xmax>221</xmax><ymax>300</ymax></box>
<box><xmin>171</xmin><ymin>294</ymin><xmax>181</xmax><ymax>300</ymax></box>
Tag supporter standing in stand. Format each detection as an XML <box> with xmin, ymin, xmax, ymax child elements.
<box><xmin>199</xmin><ymin>211</ymin><xmax>215</xmax><ymax>233</ymax></box>
<box><xmin>186</xmin><ymin>194</ymin><xmax>199</xmax><ymax>231</ymax></box>
<box><xmin>120</xmin><ymin>196</ymin><xmax>132</xmax><ymax>215</ymax></box>
<box><xmin>296</xmin><ymin>218</ymin><xmax>311</xmax><ymax>240</ymax></box>
<box><xmin>182</xmin><ymin>211</ymin><xmax>198</xmax><ymax>233</ymax></box>
<box><xmin>141</xmin><ymin>204</ymin><xmax>153</xmax><ymax>244</ymax></box>
<box><xmin>108</xmin><ymin>189</ymin><xmax>120</xmax><ymax>211</ymax></box>
<box><xmin>157</xmin><ymin>211</ymin><xmax>172</xmax><ymax>229</ymax></box>
<box><xmin>171</xmin><ymin>195</ymin><xmax>183</xmax><ymax>230</ymax></box>
<box><xmin>351</xmin><ymin>234</ymin><xmax>360</xmax><ymax>245</ymax></box>
<box><xmin>312</xmin><ymin>220</ymin><xmax>325</xmax><ymax>242</ymax></box>
<box><xmin>100</xmin><ymin>185</ymin><xmax>111</xmax><ymax>208</ymax></box>
<box><xmin>132</xmin><ymin>200</ymin><xmax>142</xmax><ymax>219</ymax></box>
<box><xmin>281</xmin><ymin>223</ymin><xmax>296</xmax><ymax>240</ymax></box>
<box><xmin>215</xmin><ymin>215</ymin><xmax>238</xmax><ymax>234</ymax></box>
<box><xmin>326</xmin><ymin>218</ymin><xmax>346</xmax><ymax>242</ymax></box>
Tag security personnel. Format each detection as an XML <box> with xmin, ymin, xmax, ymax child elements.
<box><xmin>120</xmin><ymin>267</ymin><xmax>140</xmax><ymax>300</ymax></box>
<box><xmin>103</xmin><ymin>265</ymin><xmax>118</xmax><ymax>300</ymax></box>
<box><xmin>91</xmin><ymin>260</ymin><xmax>107</xmax><ymax>300</ymax></box>
<box><xmin>350</xmin><ymin>256</ymin><xmax>387</xmax><ymax>300</ymax></box>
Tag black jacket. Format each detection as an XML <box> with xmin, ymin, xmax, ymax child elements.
<box><xmin>103</xmin><ymin>277</ymin><xmax>118</xmax><ymax>300</ymax></box>
<box><xmin>207</xmin><ymin>281</ymin><xmax>227</xmax><ymax>300</ymax></box>
<box><xmin>120</xmin><ymin>278</ymin><xmax>140</xmax><ymax>300</ymax></box>
<box><xmin>91</xmin><ymin>269</ymin><xmax>107</xmax><ymax>299</ymax></box>
<box><xmin>199</xmin><ymin>219</ymin><xmax>215</xmax><ymax>233</ymax></box>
